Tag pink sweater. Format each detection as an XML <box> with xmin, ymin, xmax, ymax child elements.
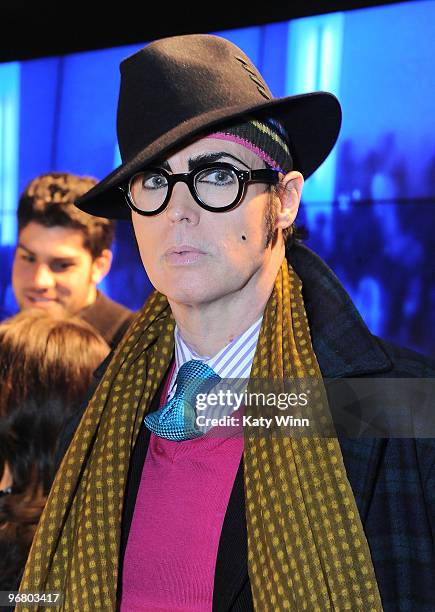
<box><xmin>120</xmin><ymin>368</ymin><xmax>244</xmax><ymax>611</ymax></box>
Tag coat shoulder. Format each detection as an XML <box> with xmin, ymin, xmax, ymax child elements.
<box><xmin>371</xmin><ymin>336</ymin><xmax>435</xmax><ymax>486</ymax></box>
<box><xmin>373</xmin><ymin>336</ymin><xmax>435</xmax><ymax>377</ymax></box>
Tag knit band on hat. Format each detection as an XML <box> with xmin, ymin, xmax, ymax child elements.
<box><xmin>205</xmin><ymin>117</ymin><xmax>293</xmax><ymax>174</ymax></box>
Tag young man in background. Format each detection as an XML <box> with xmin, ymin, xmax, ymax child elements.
<box><xmin>12</xmin><ymin>172</ymin><xmax>134</xmax><ymax>347</ymax></box>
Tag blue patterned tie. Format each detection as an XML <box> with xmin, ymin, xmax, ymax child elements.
<box><xmin>144</xmin><ymin>360</ymin><xmax>221</xmax><ymax>441</ymax></box>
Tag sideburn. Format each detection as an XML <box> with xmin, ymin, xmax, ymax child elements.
<box><xmin>264</xmin><ymin>190</ymin><xmax>279</xmax><ymax>249</ymax></box>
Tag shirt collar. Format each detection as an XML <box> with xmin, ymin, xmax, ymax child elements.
<box><xmin>174</xmin><ymin>314</ymin><xmax>263</xmax><ymax>379</ymax></box>
<box><xmin>168</xmin><ymin>314</ymin><xmax>263</xmax><ymax>399</ymax></box>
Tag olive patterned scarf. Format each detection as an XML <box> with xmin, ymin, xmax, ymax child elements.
<box><xmin>19</xmin><ymin>260</ymin><xmax>383</xmax><ymax>611</ymax></box>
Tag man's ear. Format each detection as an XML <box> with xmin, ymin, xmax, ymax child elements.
<box><xmin>91</xmin><ymin>249</ymin><xmax>113</xmax><ymax>285</ymax></box>
<box><xmin>274</xmin><ymin>171</ymin><xmax>304</xmax><ymax>230</ymax></box>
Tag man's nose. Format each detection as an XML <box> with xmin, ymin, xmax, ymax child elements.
<box><xmin>33</xmin><ymin>264</ymin><xmax>56</xmax><ymax>289</ymax></box>
<box><xmin>165</xmin><ymin>182</ymin><xmax>200</xmax><ymax>224</ymax></box>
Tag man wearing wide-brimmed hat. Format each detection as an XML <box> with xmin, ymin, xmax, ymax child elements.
<box><xmin>19</xmin><ymin>34</ymin><xmax>435</xmax><ymax>611</ymax></box>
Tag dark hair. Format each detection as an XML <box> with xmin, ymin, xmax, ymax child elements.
<box><xmin>0</xmin><ymin>483</ymin><xmax>46</xmax><ymax>590</ymax></box>
<box><xmin>17</xmin><ymin>172</ymin><xmax>116</xmax><ymax>258</ymax></box>
<box><xmin>0</xmin><ymin>310</ymin><xmax>110</xmax><ymax>589</ymax></box>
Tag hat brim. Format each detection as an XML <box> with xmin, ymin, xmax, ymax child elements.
<box><xmin>75</xmin><ymin>91</ymin><xmax>341</xmax><ymax>219</ymax></box>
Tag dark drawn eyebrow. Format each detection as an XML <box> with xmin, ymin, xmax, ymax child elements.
<box><xmin>159</xmin><ymin>152</ymin><xmax>251</xmax><ymax>172</ymax></box>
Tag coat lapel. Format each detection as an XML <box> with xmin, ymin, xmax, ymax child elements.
<box><xmin>212</xmin><ymin>456</ymin><xmax>251</xmax><ymax>611</ymax></box>
<box><xmin>337</xmin><ymin>436</ymin><xmax>387</xmax><ymax>524</ymax></box>
<box><xmin>288</xmin><ymin>244</ymin><xmax>391</xmax><ymax>522</ymax></box>
<box><xmin>119</xmin><ymin>424</ymin><xmax>152</xmax><ymax>569</ymax></box>
<box><xmin>117</xmin><ymin>375</ymin><xmax>163</xmax><ymax>600</ymax></box>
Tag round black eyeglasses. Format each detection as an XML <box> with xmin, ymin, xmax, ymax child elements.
<box><xmin>123</xmin><ymin>162</ymin><xmax>280</xmax><ymax>216</ymax></box>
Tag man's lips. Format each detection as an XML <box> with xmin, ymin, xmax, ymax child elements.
<box><xmin>165</xmin><ymin>245</ymin><xmax>206</xmax><ymax>255</ymax></box>
<box><xmin>164</xmin><ymin>245</ymin><xmax>207</xmax><ymax>265</ymax></box>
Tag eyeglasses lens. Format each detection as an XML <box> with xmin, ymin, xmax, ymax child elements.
<box><xmin>129</xmin><ymin>171</ymin><xmax>169</xmax><ymax>213</ymax></box>
<box><xmin>194</xmin><ymin>167</ymin><xmax>239</xmax><ymax>208</ymax></box>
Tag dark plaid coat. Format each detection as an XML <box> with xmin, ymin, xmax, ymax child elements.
<box><xmin>55</xmin><ymin>243</ymin><xmax>435</xmax><ymax>612</ymax></box>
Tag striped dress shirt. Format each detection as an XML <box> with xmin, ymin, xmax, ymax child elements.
<box><xmin>165</xmin><ymin>315</ymin><xmax>264</xmax><ymax>430</ymax></box>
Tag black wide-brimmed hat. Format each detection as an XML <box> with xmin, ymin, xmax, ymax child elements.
<box><xmin>75</xmin><ymin>34</ymin><xmax>342</xmax><ymax>219</ymax></box>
